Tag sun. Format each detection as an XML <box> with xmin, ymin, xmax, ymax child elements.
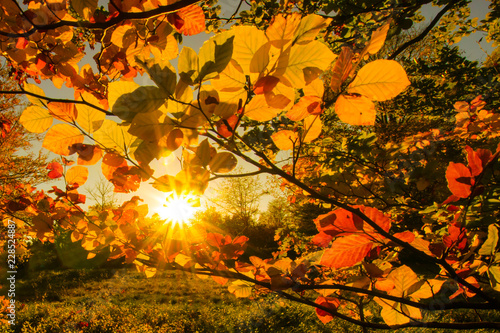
<box><xmin>156</xmin><ymin>193</ymin><xmax>200</xmax><ymax>227</ymax></box>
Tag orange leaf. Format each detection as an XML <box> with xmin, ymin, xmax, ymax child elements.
<box><xmin>47</xmin><ymin>162</ymin><xmax>63</xmax><ymax>179</ymax></box>
<box><xmin>47</xmin><ymin>102</ymin><xmax>77</xmax><ymax>122</ymax></box>
<box><xmin>65</xmin><ymin>166</ymin><xmax>89</xmax><ymax>186</ymax></box>
<box><xmin>286</xmin><ymin>96</ymin><xmax>322</xmax><ymax>121</ymax></box>
<box><xmin>167</xmin><ymin>128</ymin><xmax>184</xmax><ymax>151</ymax></box>
<box><xmin>171</xmin><ymin>5</ymin><xmax>205</xmax><ymax>36</ymax></box>
<box><xmin>335</xmin><ymin>94</ymin><xmax>376</xmax><ymax>125</ymax></box>
<box><xmin>271</xmin><ymin>130</ymin><xmax>299</xmax><ymax>150</ymax></box>
<box><xmin>320</xmin><ymin>234</ymin><xmax>373</xmax><ymax>269</ymax></box>
<box><xmin>315</xmin><ymin>296</ymin><xmax>340</xmax><ymax>324</ymax></box>
<box><xmin>42</xmin><ymin>124</ymin><xmax>84</xmax><ymax>156</ymax></box>
<box><xmin>330</xmin><ymin>46</ymin><xmax>353</xmax><ymax>92</ymax></box>
<box><xmin>253</xmin><ymin>76</ymin><xmax>280</xmax><ymax>95</ymax></box>
<box><xmin>466</xmin><ymin>146</ymin><xmax>492</xmax><ymax>177</ymax></box>
<box><xmin>446</xmin><ymin>162</ymin><xmax>473</xmax><ymax>198</ymax></box>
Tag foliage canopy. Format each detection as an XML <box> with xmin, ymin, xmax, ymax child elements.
<box><xmin>1</xmin><ymin>0</ymin><xmax>500</xmax><ymax>330</ymax></box>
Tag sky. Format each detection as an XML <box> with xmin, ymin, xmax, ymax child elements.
<box><xmin>22</xmin><ymin>0</ymin><xmax>497</xmax><ymax>217</ymax></box>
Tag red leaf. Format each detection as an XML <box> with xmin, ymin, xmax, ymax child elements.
<box><xmin>443</xmin><ymin>223</ymin><xmax>468</xmax><ymax>250</ymax></box>
<box><xmin>446</xmin><ymin>162</ymin><xmax>473</xmax><ymax>198</ymax></box>
<box><xmin>466</xmin><ymin>146</ymin><xmax>492</xmax><ymax>177</ymax></box>
<box><xmin>320</xmin><ymin>234</ymin><xmax>373</xmax><ymax>269</ymax></box>
<box><xmin>311</xmin><ymin>231</ymin><xmax>333</xmax><ymax>247</ymax></box>
<box><xmin>169</xmin><ymin>5</ymin><xmax>205</xmax><ymax>36</ymax></box>
<box><xmin>47</xmin><ymin>162</ymin><xmax>63</xmax><ymax>179</ymax></box>
<box><xmin>16</xmin><ymin>37</ymin><xmax>29</xmax><ymax>49</ymax></box>
<box><xmin>315</xmin><ymin>296</ymin><xmax>340</xmax><ymax>324</ymax></box>
<box><xmin>253</xmin><ymin>76</ymin><xmax>280</xmax><ymax>95</ymax></box>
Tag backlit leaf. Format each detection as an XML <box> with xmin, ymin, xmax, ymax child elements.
<box><xmin>314</xmin><ymin>296</ymin><xmax>339</xmax><ymax>324</ymax></box>
<box><xmin>93</xmin><ymin>119</ymin><xmax>138</xmax><ymax>155</ymax></box>
<box><xmin>211</xmin><ymin>59</ymin><xmax>246</xmax><ymax>92</ymax></box>
<box><xmin>303</xmin><ymin>115</ymin><xmax>322</xmax><ymax>143</ymax></box>
<box><xmin>364</xmin><ymin>21</ymin><xmax>391</xmax><ymax>55</ymax></box>
<box><xmin>245</xmin><ymin>94</ymin><xmax>280</xmax><ymax>121</ymax></box>
<box><xmin>330</xmin><ymin>46</ymin><xmax>354</xmax><ymax>92</ymax></box>
<box><xmin>287</xmin><ymin>96</ymin><xmax>322</xmax><ymax>121</ymax></box>
<box><xmin>277</xmin><ymin>41</ymin><xmax>335</xmax><ymax>88</ymax></box>
<box><xmin>113</xmin><ymin>86</ymin><xmax>167</xmax><ymax>122</ymax></box>
<box><xmin>320</xmin><ymin>234</ymin><xmax>373</xmax><ymax>269</ymax></box>
<box><xmin>209</xmin><ymin>152</ymin><xmax>237</xmax><ymax>173</ymax></box>
<box><xmin>108</xmin><ymin>81</ymin><xmax>140</xmax><ymax>111</ymax></box>
<box><xmin>65</xmin><ymin>166</ymin><xmax>88</xmax><ymax>186</ymax></box>
<box><xmin>178</xmin><ymin>46</ymin><xmax>199</xmax><ymax>85</ymax></box>
<box><xmin>271</xmin><ymin>130</ymin><xmax>298</xmax><ymax>150</ymax></box>
<box><xmin>43</xmin><ymin>124</ymin><xmax>84</xmax><ymax>155</ymax></box>
<box><xmin>335</xmin><ymin>94</ymin><xmax>376</xmax><ymax>125</ymax></box>
<box><xmin>228</xmin><ymin>280</ymin><xmax>253</xmax><ymax>298</ymax></box>
<box><xmin>128</xmin><ymin>110</ymin><xmax>171</xmax><ymax>142</ymax></box>
<box><xmin>479</xmin><ymin>224</ymin><xmax>499</xmax><ymax>256</ymax></box>
<box><xmin>47</xmin><ymin>102</ymin><xmax>77</xmax><ymax>122</ymax></box>
<box><xmin>24</xmin><ymin>83</ymin><xmax>46</xmax><ymax>107</ymax></box>
<box><xmin>20</xmin><ymin>105</ymin><xmax>53</xmax><ymax>133</ymax></box>
<box><xmin>198</xmin><ymin>31</ymin><xmax>235</xmax><ymax>81</ymax></box>
<box><xmin>75</xmin><ymin>93</ymin><xmax>106</xmax><ymax>134</ymax></box>
<box><xmin>232</xmin><ymin>26</ymin><xmax>268</xmax><ymax>75</ymax></box>
<box><xmin>47</xmin><ymin>162</ymin><xmax>63</xmax><ymax>179</ymax></box>
<box><xmin>446</xmin><ymin>162</ymin><xmax>473</xmax><ymax>198</ymax></box>
<box><xmin>174</xmin><ymin>4</ymin><xmax>205</xmax><ymax>36</ymax></box>
<box><xmin>293</xmin><ymin>14</ymin><xmax>331</xmax><ymax>44</ymax></box>
<box><xmin>348</xmin><ymin>60</ymin><xmax>410</xmax><ymax>101</ymax></box>
<box><xmin>136</xmin><ymin>57</ymin><xmax>177</xmax><ymax>96</ymax></box>
<box><xmin>266</xmin><ymin>13</ymin><xmax>301</xmax><ymax>48</ymax></box>
<box><xmin>71</xmin><ymin>0</ymin><xmax>98</xmax><ymax>20</ymax></box>
<box><xmin>488</xmin><ymin>266</ymin><xmax>500</xmax><ymax>291</ymax></box>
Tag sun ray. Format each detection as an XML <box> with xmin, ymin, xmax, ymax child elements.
<box><xmin>156</xmin><ymin>193</ymin><xmax>200</xmax><ymax>227</ymax></box>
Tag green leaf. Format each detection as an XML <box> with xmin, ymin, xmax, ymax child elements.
<box><xmin>19</xmin><ymin>105</ymin><xmax>53</xmax><ymax>133</ymax></box>
<box><xmin>479</xmin><ymin>224</ymin><xmax>499</xmax><ymax>256</ymax></box>
<box><xmin>198</xmin><ymin>31</ymin><xmax>235</xmax><ymax>81</ymax></box>
<box><xmin>112</xmin><ymin>86</ymin><xmax>167</xmax><ymax>122</ymax></box>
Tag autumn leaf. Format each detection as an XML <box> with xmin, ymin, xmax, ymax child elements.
<box><xmin>479</xmin><ymin>224</ymin><xmax>499</xmax><ymax>256</ymax></box>
<box><xmin>363</xmin><ymin>21</ymin><xmax>391</xmax><ymax>55</ymax></box>
<box><xmin>232</xmin><ymin>26</ymin><xmax>268</xmax><ymax>76</ymax></box>
<box><xmin>171</xmin><ymin>5</ymin><xmax>205</xmax><ymax>36</ymax></box>
<box><xmin>348</xmin><ymin>60</ymin><xmax>410</xmax><ymax>101</ymax></box>
<box><xmin>75</xmin><ymin>92</ymin><xmax>105</xmax><ymax>133</ymax></box>
<box><xmin>71</xmin><ymin>0</ymin><xmax>98</xmax><ymax>20</ymax></box>
<box><xmin>65</xmin><ymin>166</ymin><xmax>88</xmax><ymax>186</ymax></box>
<box><xmin>271</xmin><ymin>130</ymin><xmax>298</xmax><ymax>150</ymax></box>
<box><xmin>43</xmin><ymin>124</ymin><xmax>84</xmax><ymax>155</ymax></box>
<box><xmin>112</xmin><ymin>86</ymin><xmax>167</xmax><ymax>122</ymax></box>
<box><xmin>286</xmin><ymin>96</ymin><xmax>322</xmax><ymax>121</ymax></box>
<box><xmin>253</xmin><ymin>76</ymin><xmax>280</xmax><ymax>95</ymax></box>
<box><xmin>330</xmin><ymin>47</ymin><xmax>354</xmax><ymax>93</ymax></box>
<box><xmin>314</xmin><ymin>296</ymin><xmax>340</xmax><ymax>324</ymax></box>
<box><xmin>446</xmin><ymin>162</ymin><xmax>473</xmax><ymax>198</ymax></box>
<box><xmin>303</xmin><ymin>115</ymin><xmax>322</xmax><ymax>143</ymax></box>
<box><xmin>20</xmin><ymin>106</ymin><xmax>53</xmax><ymax>133</ymax></box>
<box><xmin>335</xmin><ymin>94</ymin><xmax>376</xmax><ymax>126</ymax></box>
<box><xmin>320</xmin><ymin>234</ymin><xmax>373</xmax><ymax>269</ymax></box>
<box><xmin>198</xmin><ymin>30</ymin><xmax>235</xmax><ymax>81</ymax></box>
<box><xmin>166</xmin><ymin>128</ymin><xmax>184</xmax><ymax>151</ymax></box>
<box><xmin>209</xmin><ymin>152</ymin><xmax>238</xmax><ymax>173</ymax></box>
<box><xmin>47</xmin><ymin>162</ymin><xmax>63</xmax><ymax>179</ymax></box>
<box><xmin>47</xmin><ymin>102</ymin><xmax>77</xmax><ymax>122</ymax></box>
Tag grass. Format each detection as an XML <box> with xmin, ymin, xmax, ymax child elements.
<box><xmin>2</xmin><ymin>268</ymin><xmax>499</xmax><ymax>332</ymax></box>
<box><xmin>2</xmin><ymin>268</ymin><xmax>355</xmax><ymax>333</ymax></box>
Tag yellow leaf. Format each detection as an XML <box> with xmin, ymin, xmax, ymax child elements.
<box><xmin>266</xmin><ymin>13</ymin><xmax>301</xmax><ymax>48</ymax></box>
<box><xmin>409</xmin><ymin>279</ymin><xmax>446</xmax><ymax>300</ymax></box>
<box><xmin>303</xmin><ymin>115</ymin><xmax>322</xmax><ymax>143</ymax></box>
<box><xmin>387</xmin><ymin>265</ymin><xmax>419</xmax><ymax>297</ymax></box>
<box><xmin>271</xmin><ymin>130</ymin><xmax>298</xmax><ymax>150</ymax></box>
<box><xmin>375</xmin><ymin>299</ymin><xmax>413</xmax><ymax>327</ymax></box>
<box><xmin>23</xmin><ymin>82</ymin><xmax>46</xmax><ymax>107</ymax></box>
<box><xmin>76</xmin><ymin>92</ymin><xmax>106</xmax><ymax>134</ymax></box>
<box><xmin>215</xmin><ymin>89</ymin><xmax>247</xmax><ymax>119</ymax></box>
<box><xmin>232</xmin><ymin>25</ymin><xmax>268</xmax><ymax>75</ymax></box>
<box><xmin>65</xmin><ymin>166</ymin><xmax>88</xmax><ymax>186</ymax></box>
<box><xmin>209</xmin><ymin>152</ymin><xmax>237</xmax><ymax>173</ymax></box>
<box><xmin>335</xmin><ymin>94</ymin><xmax>376</xmax><ymax>125</ymax></box>
<box><xmin>348</xmin><ymin>60</ymin><xmax>410</xmax><ymax>101</ymax></box>
<box><xmin>43</xmin><ymin>124</ymin><xmax>84</xmax><ymax>155</ymax></box>
<box><xmin>108</xmin><ymin>81</ymin><xmax>139</xmax><ymax>111</ymax></box>
<box><xmin>303</xmin><ymin>78</ymin><xmax>325</xmax><ymax>98</ymax></box>
<box><xmin>20</xmin><ymin>105</ymin><xmax>53</xmax><ymax>133</ymax></box>
<box><xmin>47</xmin><ymin>102</ymin><xmax>77</xmax><ymax>122</ymax></box>
<box><xmin>178</xmin><ymin>46</ymin><xmax>199</xmax><ymax>85</ymax></box>
<box><xmin>111</xmin><ymin>24</ymin><xmax>136</xmax><ymax>48</ymax></box>
<box><xmin>265</xmin><ymin>81</ymin><xmax>294</xmax><ymax>110</ymax></box>
<box><xmin>198</xmin><ymin>30</ymin><xmax>235</xmax><ymax>81</ymax></box>
<box><xmin>93</xmin><ymin>119</ymin><xmax>140</xmax><ymax>155</ymax></box>
<box><xmin>364</xmin><ymin>21</ymin><xmax>391</xmax><ymax>55</ymax></box>
<box><xmin>228</xmin><ymin>280</ymin><xmax>253</xmax><ymax>298</ymax></box>
<box><xmin>211</xmin><ymin>59</ymin><xmax>246</xmax><ymax>92</ymax></box>
<box><xmin>287</xmin><ymin>95</ymin><xmax>321</xmax><ymax>121</ymax></box>
<box><xmin>245</xmin><ymin>94</ymin><xmax>280</xmax><ymax>121</ymax></box>
<box><xmin>277</xmin><ymin>41</ymin><xmax>336</xmax><ymax>88</ymax></box>
<box><xmin>293</xmin><ymin>14</ymin><xmax>331</xmax><ymax>45</ymax></box>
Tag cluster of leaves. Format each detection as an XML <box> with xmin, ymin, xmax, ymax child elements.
<box><xmin>1</xmin><ymin>0</ymin><xmax>500</xmax><ymax>330</ymax></box>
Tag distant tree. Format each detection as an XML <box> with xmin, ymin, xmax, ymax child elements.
<box><xmin>85</xmin><ymin>176</ymin><xmax>118</xmax><ymax>211</ymax></box>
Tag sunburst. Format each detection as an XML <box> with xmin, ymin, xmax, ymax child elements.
<box><xmin>156</xmin><ymin>193</ymin><xmax>200</xmax><ymax>227</ymax></box>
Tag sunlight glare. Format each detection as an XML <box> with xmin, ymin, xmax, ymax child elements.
<box><xmin>157</xmin><ymin>193</ymin><xmax>199</xmax><ymax>227</ymax></box>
